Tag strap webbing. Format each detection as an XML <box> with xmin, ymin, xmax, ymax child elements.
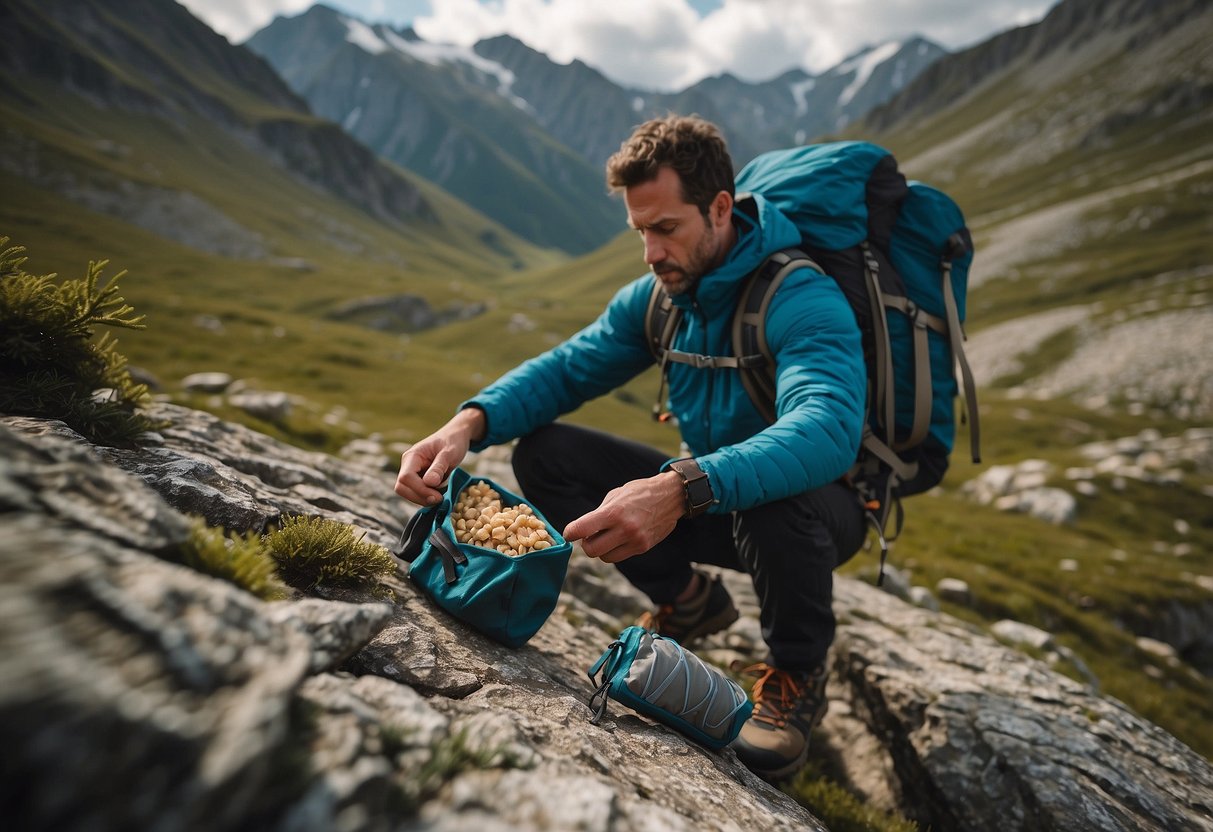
<box><xmin>862</xmin><ymin>243</ymin><xmax>896</xmax><ymax>453</ymax></box>
<box><xmin>902</xmin><ymin>304</ymin><xmax>932</xmax><ymax>452</ymax></box>
<box><xmin>859</xmin><ymin>426</ymin><xmax>918</xmax><ymax>484</ymax></box>
<box><xmin>734</xmin><ymin>249</ymin><xmax>823</xmax><ymax>424</ymax></box>
<box><xmin>393</xmin><ymin>498</ymin><xmax>450</xmax><ymax>563</ymax></box>
<box><xmin>883</xmin><ymin>296</ymin><xmax>946</xmax><ymax>334</ymax></box>
<box><xmin>940</xmin><ymin>259</ymin><xmax>981</xmax><ymax>463</ymax></box>
<box><xmin>648</xmin><ymin>280</ymin><xmax>684</xmax><ymax>420</ymax></box>
<box><xmin>428</xmin><ymin>527</ymin><xmax>467</xmax><ymax>585</ymax></box>
<box><xmin>661</xmin><ymin>350</ymin><xmax>758</xmax><ymax>370</ymax></box>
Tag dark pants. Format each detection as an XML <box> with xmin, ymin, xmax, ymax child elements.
<box><xmin>511</xmin><ymin>423</ymin><xmax>867</xmax><ymax>671</ymax></box>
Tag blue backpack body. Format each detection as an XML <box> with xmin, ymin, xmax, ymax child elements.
<box><xmin>645</xmin><ymin>141</ymin><xmax>980</xmax><ymax>559</ymax></box>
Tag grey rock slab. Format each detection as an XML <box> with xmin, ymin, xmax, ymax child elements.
<box><xmin>830</xmin><ymin>577</ymin><xmax>1213</xmax><ymax>831</ymax></box>
<box><xmin>97</xmin><ymin>403</ymin><xmax>409</xmax><ymax>543</ymax></box>
<box><xmin>0</xmin><ymin>514</ymin><xmax>314</xmax><ymax>832</ymax></box>
<box><xmin>0</xmin><ymin>418</ymin><xmax>191</xmax><ymax>553</ymax></box>
<box><xmin>9</xmin><ymin>403</ymin><xmax>1212</xmax><ymax>832</ymax></box>
<box><xmin>267</xmin><ymin>598</ymin><xmax>396</xmax><ymax>674</ymax></box>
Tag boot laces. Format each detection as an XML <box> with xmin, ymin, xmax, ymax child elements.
<box><xmin>743</xmin><ymin>663</ymin><xmax>810</xmax><ymax>729</ymax></box>
<box><xmin>636</xmin><ymin>605</ymin><xmax>674</xmax><ymax>633</ymax></box>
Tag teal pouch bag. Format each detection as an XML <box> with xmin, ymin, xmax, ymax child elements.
<box><xmin>587</xmin><ymin>625</ymin><xmax>753</xmax><ymax>750</ymax></box>
<box><xmin>395</xmin><ymin>467</ymin><xmax>572</xmax><ymax>648</ymax></box>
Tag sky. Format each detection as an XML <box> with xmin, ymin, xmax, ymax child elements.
<box><xmin>180</xmin><ymin>0</ymin><xmax>1055</xmax><ymax>92</ymax></box>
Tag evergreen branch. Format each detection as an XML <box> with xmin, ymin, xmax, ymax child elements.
<box><xmin>0</xmin><ymin>236</ymin><xmax>153</xmax><ymax>446</ymax></box>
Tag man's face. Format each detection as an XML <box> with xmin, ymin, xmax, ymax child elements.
<box><xmin>624</xmin><ymin>166</ymin><xmax>733</xmax><ymax>296</ymax></box>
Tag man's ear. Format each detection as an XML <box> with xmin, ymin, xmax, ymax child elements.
<box><xmin>710</xmin><ymin>190</ymin><xmax>734</xmax><ymax>229</ymax></box>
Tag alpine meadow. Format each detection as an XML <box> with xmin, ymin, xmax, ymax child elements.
<box><xmin>2</xmin><ymin>0</ymin><xmax>1212</xmax><ymax>829</ymax></box>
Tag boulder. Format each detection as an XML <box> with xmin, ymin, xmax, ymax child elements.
<box><xmin>182</xmin><ymin>371</ymin><xmax>234</xmax><ymax>393</ymax></box>
<box><xmin>228</xmin><ymin>390</ymin><xmax>292</xmax><ymax>422</ymax></box>
<box><xmin>3</xmin><ymin>410</ymin><xmax>1212</xmax><ymax>832</ymax></box>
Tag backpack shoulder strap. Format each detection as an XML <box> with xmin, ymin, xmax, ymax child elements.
<box><xmin>941</xmin><ymin>233</ymin><xmax>981</xmax><ymax>464</ymax></box>
<box><xmin>644</xmin><ymin>277</ymin><xmax>681</xmax><ymax>362</ymax></box>
<box><xmin>732</xmin><ymin>248</ymin><xmax>823</xmax><ymax>424</ymax></box>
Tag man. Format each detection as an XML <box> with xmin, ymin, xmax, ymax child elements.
<box><xmin>394</xmin><ymin>115</ymin><xmax>868</xmax><ymax>782</ymax></box>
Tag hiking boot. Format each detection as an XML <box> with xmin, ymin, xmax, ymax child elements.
<box><xmin>731</xmin><ymin>662</ymin><xmax>828</xmax><ymax>783</ymax></box>
<box><xmin>635</xmin><ymin>570</ymin><xmax>739</xmax><ymax>645</ymax></box>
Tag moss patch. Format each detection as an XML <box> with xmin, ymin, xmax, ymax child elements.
<box><xmin>264</xmin><ymin>515</ymin><xmax>396</xmax><ymax>590</ymax></box>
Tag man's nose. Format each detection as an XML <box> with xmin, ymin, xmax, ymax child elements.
<box><xmin>642</xmin><ymin>231</ymin><xmax>665</xmax><ymax>266</ymax></box>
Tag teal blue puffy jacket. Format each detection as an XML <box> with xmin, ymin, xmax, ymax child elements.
<box><xmin>465</xmin><ymin>193</ymin><xmax>866</xmax><ymax>513</ymax></box>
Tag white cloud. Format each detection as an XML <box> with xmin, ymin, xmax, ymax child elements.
<box><xmin>178</xmin><ymin>0</ymin><xmax>1056</xmax><ymax>89</ymax></box>
<box><xmin>412</xmin><ymin>0</ymin><xmax>1055</xmax><ymax>91</ymax></box>
<box><xmin>176</xmin><ymin>0</ymin><xmax>313</xmax><ymax>44</ymax></box>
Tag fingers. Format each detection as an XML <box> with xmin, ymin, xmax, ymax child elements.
<box><xmin>562</xmin><ymin>507</ymin><xmax>605</xmax><ymax>545</ymax></box>
<box><xmin>395</xmin><ymin>449</ymin><xmax>443</xmax><ymax>506</ymax></box>
<box><xmin>580</xmin><ymin>530</ymin><xmax>642</xmax><ymax>563</ymax></box>
<box><xmin>394</xmin><ymin>469</ymin><xmax>440</xmax><ymax>505</ymax></box>
<box><xmin>566</xmin><ymin>512</ymin><xmax>643</xmax><ymax>563</ymax></box>
<box><xmin>422</xmin><ymin>452</ymin><xmax>453</xmax><ymax>488</ymax></box>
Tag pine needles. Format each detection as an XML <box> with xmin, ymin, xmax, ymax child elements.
<box><xmin>0</xmin><ymin>236</ymin><xmax>155</xmax><ymax>445</ymax></box>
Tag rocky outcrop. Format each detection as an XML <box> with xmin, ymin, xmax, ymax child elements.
<box><xmin>961</xmin><ymin>459</ymin><xmax>1078</xmax><ymax>525</ymax></box>
<box><xmin>3</xmin><ymin>404</ymin><xmax>1212</xmax><ymax>831</ymax></box>
<box><xmin>326</xmin><ymin>294</ymin><xmax>487</xmax><ymax>334</ymax></box>
<box><xmin>866</xmin><ymin>0</ymin><xmax>1206</xmax><ymax>131</ymax></box>
<box><xmin>825</xmin><ymin>578</ymin><xmax>1213</xmax><ymax>831</ymax></box>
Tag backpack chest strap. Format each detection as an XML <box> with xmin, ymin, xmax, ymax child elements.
<box><xmin>659</xmin><ymin>349</ymin><xmax>765</xmax><ymax>370</ymax></box>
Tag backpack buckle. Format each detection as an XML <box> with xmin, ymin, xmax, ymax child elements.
<box><xmin>905</xmin><ymin>300</ymin><xmax>928</xmax><ymax>329</ymax></box>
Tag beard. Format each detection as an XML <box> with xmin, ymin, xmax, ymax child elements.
<box><xmin>654</xmin><ymin>265</ymin><xmax>696</xmax><ymax>296</ymax></box>
<box><xmin>653</xmin><ymin>219</ymin><xmax>719</xmax><ymax>296</ymax></box>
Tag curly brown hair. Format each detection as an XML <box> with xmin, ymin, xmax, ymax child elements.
<box><xmin>605</xmin><ymin>115</ymin><xmax>735</xmax><ymax>217</ymax></box>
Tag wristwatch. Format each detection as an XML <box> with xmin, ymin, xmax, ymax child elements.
<box><xmin>669</xmin><ymin>458</ymin><xmax>715</xmax><ymax>518</ymax></box>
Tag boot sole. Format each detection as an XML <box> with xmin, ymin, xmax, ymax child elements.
<box><xmin>738</xmin><ymin>699</ymin><xmax>828</xmax><ymax>784</ymax></box>
<box><xmin>748</xmin><ymin>744</ymin><xmax>810</xmax><ymax>784</ymax></box>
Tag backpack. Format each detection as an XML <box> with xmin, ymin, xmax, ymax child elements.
<box><xmin>644</xmin><ymin>141</ymin><xmax>980</xmax><ymax>577</ymax></box>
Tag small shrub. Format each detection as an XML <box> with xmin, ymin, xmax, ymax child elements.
<box><xmin>408</xmin><ymin>729</ymin><xmax>522</xmax><ymax>809</ymax></box>
<box><xmin>264</xmin><ymin>515</ymin><xmax>395</xmax><ymax>590</ymax></box>
<box><xmin>0</xmin><ymin>237</ymin><xmax>155</xmax><ymax>446</ymax></box>
<box><xmin>177</xmin><ymin>518</ymin><xmax>289</xmax><ymax>600</ymax></box>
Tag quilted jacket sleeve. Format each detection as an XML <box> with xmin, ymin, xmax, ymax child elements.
<box><xmin>692</xmin><ymin>267</ymin><xmax>866</xmax><ymax>512</ymax></box>
<box><xmin>463</xmin><ymin>278</ymin><xmax>654</xmax><ymax>450</ymax></box>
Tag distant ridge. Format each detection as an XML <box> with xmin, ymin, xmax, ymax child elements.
<box><xmin>248</xmin><ymin>6</ymin><xmax>624</xmax><ymax>255</ymax></box>
<box><xmin>248</xmin><ymin>6</ymin><xmax>947</xmax><ymax>251</ymax></box>
<box><xmin>0</xmin><ymin>0</ymin><xmax>434</xmax><ymax>227</ymax></box>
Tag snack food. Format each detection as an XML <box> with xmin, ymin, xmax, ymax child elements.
<box><xmin>451</xmin><ymin>480</ymin><xmax>553</xmax><ymax>557</ymax></box>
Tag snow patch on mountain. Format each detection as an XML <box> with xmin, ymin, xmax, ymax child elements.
<box><xmin>338</xmin><ymin>17</ymin><xmax>532</xmax><ymax>111</ymax></box>
<box><xmin>837</xmin><ymin>41</ymin><xmax>901</xmax><ymax>106</ymax></box>
<box><xmin>342</xmin><ymin>17</ymin><xmax>388</xmax><ymax>54</ymax></box>
<box><xmin>789</xmin><ymin>78</ymin><xmax>817</xmax><ymax>116</ymax></box>
<box><xmin>380</xmin><ymin>29</ymin><xmax>532</xmax><ymax>112</ymax></box>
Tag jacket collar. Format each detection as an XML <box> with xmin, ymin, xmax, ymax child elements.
<box><xmin>670</xmin><ymin>193</ymin><xmax>801</xmax><ymax>316</ymax></box>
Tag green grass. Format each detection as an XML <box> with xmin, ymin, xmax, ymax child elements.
<box><xmin>786</xmin><ymin>760</ymin><xmax>918</xmax><ymax>832</ymax></box>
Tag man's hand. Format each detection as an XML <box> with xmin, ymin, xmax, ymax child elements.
<box><xmin>394</xmin><ymin>407</ymin><xmax>486</xmax><ymax>506</ymax></box>
<box><xmin>563</xmin><ymin>471</ymin><xmax>686</xmax><ymax>563</ymax></box>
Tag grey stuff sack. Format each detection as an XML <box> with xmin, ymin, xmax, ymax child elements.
<box><xmin>586</xmin><ymin>625</ymin><xmax>753</xmax><ymax>750</ymax></box>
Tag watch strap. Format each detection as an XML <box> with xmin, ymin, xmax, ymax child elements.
<box><xmin>669</xmin><ymin>458</ymin><xmax>715</xmax><ymax>518</ymax></box>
